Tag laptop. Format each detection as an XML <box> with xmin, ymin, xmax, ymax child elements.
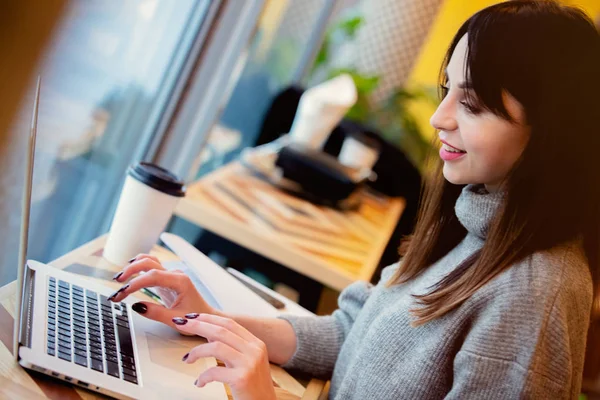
<box><xmin>13</xmin><ymin>78</ymin><xmax>227</xmax><ymax>399</ymax></box>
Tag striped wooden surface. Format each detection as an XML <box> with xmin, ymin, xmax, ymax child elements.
<box><xmin>175</xmin><ymin>162</ymin><xmax>405</xmax><ymax>292</ymax></box>
<box><xmin>0</xmin><ymin>236</ymin><xmax>327</xmax><ymax>399</ymax></box>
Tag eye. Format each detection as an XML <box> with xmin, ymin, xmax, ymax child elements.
<box><xmin>460</xmin><ymin>100</ymin><xmax>482</xmax><ymax>115</ymax></box>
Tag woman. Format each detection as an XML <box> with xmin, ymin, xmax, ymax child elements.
<box><xmin>109</xmin><ymin>2</ymin><xmax>600</xmax><ymax>399</ymax></box>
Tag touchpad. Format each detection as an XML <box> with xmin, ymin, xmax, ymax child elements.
<box><xmin>134</xmin><ymin>316</ymin><xmax>217</xmax><ymax>378</ymax></box>
<box><xmin>144</xmin><ymin>333</ymin><xmax>213</xmax><ymax>378</ymax></box>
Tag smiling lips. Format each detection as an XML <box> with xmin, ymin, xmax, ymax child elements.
<box><xmin>439</xmin><ymin>140</ymin><xmax>466</xmax><ymax>161</ymax></box>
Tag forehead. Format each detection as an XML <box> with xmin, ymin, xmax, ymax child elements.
<box><xmin>447</xmin><ymin>34</ymin><xmax>469</xmax><ymax>80</ymax></box>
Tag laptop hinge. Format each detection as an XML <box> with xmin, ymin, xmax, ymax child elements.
<box><xmin>19</xmin><ymin>264</ymin><xmax>35</xmax><ymax>349</ymax></box>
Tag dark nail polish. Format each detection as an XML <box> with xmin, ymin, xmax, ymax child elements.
<box><xmin>185</xmin><ymin>313</ymin><xmax>199</xmax><ymax>319</ymax></box>
<box><xmin>194</xmin><ymin>378</ymin><xmax>198</xmax><ymax>386</ymax></box>
<box><xmin>108</xmin><ymin>284</ymin><xmax>129</xmax><ymax>302</ymax></box>
<box><xmin>182</xmin><ymin>352</ymin><xmax>189</xmax><ymax>362</ymax></box>
<box><xmin>112</xmin><ymin>271</ymin><xmax>123</xmax><ymax>281</ymax></box>
<box><xmin>128</xmin><ymin>257</ymin><xmax>136</xmax><ymax>263</ymax></box>
<box><xmin>172</xmin><ymin>317</ymin><xmax>187</xmax><ymax>325</ymax></box>
<box><xmin>132</xmin><ymin>303</ymin><xmax>147</xmax><ymax>314</ymax></box>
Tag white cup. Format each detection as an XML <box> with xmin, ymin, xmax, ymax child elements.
<box><xmin>103</xmin><ymin>162</ymin><xmax>185</xmax><ymax>265</ymax></box>
<box><xmin>338</xmin><ymin>135</ymin><xmax>380</xmax><ymax>170</ymax></box>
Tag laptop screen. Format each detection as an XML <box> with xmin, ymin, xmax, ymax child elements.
<box><xmin>13</xmin><ymin>76</ymin><xmax>40</xmax><ymax>360</ymax></box>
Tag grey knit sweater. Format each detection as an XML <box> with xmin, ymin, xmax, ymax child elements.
<box><xmin>279</xmin><ymin>184</ymin><xmax>592</xmax><ymax>399</ymax></box>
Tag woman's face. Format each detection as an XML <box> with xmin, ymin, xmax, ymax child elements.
<box><xmin>430</xmin><ymin>34</ymin><xmax>530</xmax><ymax>192</ymax></box>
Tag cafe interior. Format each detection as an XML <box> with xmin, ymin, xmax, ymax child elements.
<box><xmin>1</xmin><ymin>0</ymin><xmax>599</xmax><ymax>399</ymax></box>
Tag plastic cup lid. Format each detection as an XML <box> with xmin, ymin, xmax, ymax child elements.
<box><xmin>127</xmin><ymin>162</ymin><xmax>185</xmax><ymax>197</ymax></box>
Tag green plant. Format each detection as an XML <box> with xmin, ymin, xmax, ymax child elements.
<box><xmin>372</xmin><ymin>86</ymin><xmax>438</xmax><ymax>168</ymax></box>
<box><xmin>311</xmin><ymin>14</ymin><xmax>364</xmax><ymax>73</ymax></box>
<box><xmin>310</xmin><ymin>10</ymin><xmax>380</xmax><ymax>121</ymax></box>
<box><xmin>309</xmin><ymin>10</ymin><xmax>438</xmax><ymax>170</ymax></box>
<box><xmin>327</xmin><ymin>67</ymin><xmax>380</xmax><ymax>122</ymax></box>
<box><xmin>308</xmin><ymin>13</ymin><xmax>381</xmax><ymax>124</ymax></box>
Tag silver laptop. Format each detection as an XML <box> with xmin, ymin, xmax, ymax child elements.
<box><xmin>13</xmin><ymin>78</ymin><xmax>227</xmax><ymax>399</ymax></box>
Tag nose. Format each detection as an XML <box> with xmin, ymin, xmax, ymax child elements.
<box><xmin>430</xmin><ymin>96</ymin><xmax>458</xmax><ymax>132</ymax></box>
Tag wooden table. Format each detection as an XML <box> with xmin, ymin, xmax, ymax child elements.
<box><xmin>0</xmin><ymin>236</ymin><xmax>328</xmax><ymax>399</ymax></box>
<box><xmin>174</xmin><ymin>161</ymin><xmax>405</xmax><ymax>292</ymax></box>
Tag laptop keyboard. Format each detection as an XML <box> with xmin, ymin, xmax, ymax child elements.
<box><xmin>46</xmin><ymin>277</ymin><xmax>138</xmax><ymax>385</ymax></box>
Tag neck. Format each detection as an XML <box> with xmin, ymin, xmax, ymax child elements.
<box><xmin>484</xmin><ymin>182</ymin><xmax>503</xmax><ymax>194</ymax></box>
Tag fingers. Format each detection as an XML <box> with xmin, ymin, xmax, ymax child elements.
<box><xmin>177</xmin><ymin>315</ymin><xmax>273</xmax><ymax>396</ymax></box>
<box><xmin>128</xmin><ymin>302</ymin><xmax>201</xmax><ymax>334</ymax></box>
<box><xmin>192</xmin><ymin>313</ymin><xmax>261</xmax><ymax>345</ymax></box>
<box><xmin>194</xmin><ymin>366</ymin><xmax>230</xmax><ymax>388</ymax></box>
<box><xmin>109</xmin><ymin>269</ymin><xmax>189</xmax><ymax>302</ymax></box>
<box><xmin>130</xmin><ymin>254</ymin><xmax>161</xmax><ymax>264</ymax></box>
<box><xmin>113</xmin><ymin>257</ymin><xmax>165</xmax><ymax>283</ymax></box>
<box><xmin>184</xmin><ymin>341</ymin><xmax>243</xmax><ymax>368</ymax></box>
<box><xmin>174</xmin><ymin>318</ymin><xmax>249</xmax><ymax>354</ymax></box>
<box><xmin>130</xmin><ymin>301</ymin><xmax>180</xmax><ymax>326</ymax></box>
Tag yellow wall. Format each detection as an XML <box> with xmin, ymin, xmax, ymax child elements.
<box><xmin>408</xmin><ymin>0</ymin><xmax>503</xmax><ymax>89</ymax></box>
<box><xmin>406</xmin><ymin>0</ymin><xmax>504</xmax><ymax>139</ymax></box>
<box><xmin>564</xmin><ymin>0</ymin><xmax>600</xmax><ymax>20</ymax></box>
<box><xmin>406</xmin><ymin>0</ymin><xmax>599</xmax><ymax>139</ymax></box>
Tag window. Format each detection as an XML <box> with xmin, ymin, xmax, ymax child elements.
<box><xmin>0</xmin><ymin>0</ymin><xmax>211</xmax><ymax>285</ymax></box>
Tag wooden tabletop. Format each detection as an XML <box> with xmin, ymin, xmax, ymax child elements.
<box><xmin>174</xmin><ymin>161</ymin><xmax>405</xmax><ymax>292</ymax></box>
<box><xmin>0</xmin><ymin>236</ymin><xmax>328</xmax><ymax>399</ymax></box>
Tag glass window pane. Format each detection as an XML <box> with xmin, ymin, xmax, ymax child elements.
<box><xmin>0</xmin><ymin>0</ymin><xmax>210</xmax><ymax>285</ymax></box>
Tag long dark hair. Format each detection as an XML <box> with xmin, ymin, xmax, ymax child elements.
<box><xmin>387</xmin><ymin>0</ymin><xmax>600</xmax><ymax>341</ymax></box>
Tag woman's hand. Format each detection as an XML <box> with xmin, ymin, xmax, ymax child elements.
<box><xmin>174</xmin><ymin>313</ymin><xmax>276</xmax><ymax>400</ymax></box>
<box><xmin>108</xmin><ymin>254</ymin><xmax>218</xmax><ymax>328</ymax></box>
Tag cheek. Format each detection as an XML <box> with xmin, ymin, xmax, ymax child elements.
<box><xmin>460</xmin><ymin>122</ymin><xmax>496</xmax><ymax>161</ymax></box>
<box><xmin>463</xmin><ymin>122</ymin><xmax>528</xmax><ymax>173</ymax></box>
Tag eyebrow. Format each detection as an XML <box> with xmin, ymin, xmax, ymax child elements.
<box><xmin>444</xmin><ymin>69</ymin><xmax>473</xmax><ymax>90</ymax></box>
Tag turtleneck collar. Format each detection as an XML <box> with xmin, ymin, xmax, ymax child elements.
<box><xmin>455</xmin><ymin>184</ymin><xmax>506</xmax><ymax>240</ymax></box>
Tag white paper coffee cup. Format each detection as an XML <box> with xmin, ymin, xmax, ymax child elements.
<box><xmin>103</xmin><ymin>162</ymin><xmax>185</xmax><ymax>265</ymax></box>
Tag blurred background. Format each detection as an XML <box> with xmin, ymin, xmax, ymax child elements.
<box><xmin>1</xmin><ymin>0</ymin><xmax>598</xmax><ymax>304</ymax></box>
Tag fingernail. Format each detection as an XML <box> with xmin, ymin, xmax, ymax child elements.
<box><xmin>112</xmin><ymin>271</ymin><xmax>123</xmax><ymax>281</ymax></box>
<box><xmin>108</xmin><ymin>284</ymin><xmax>130</xmax><ymax>301</ymax></box>
<box><xmin>194</xmin><ymin>378</ymin><xmax>198</xmax><ymax>386</ymax></box>
<box><xmin>182</xmin><ymin>352</ymin><xmax>189</xmax><ymax>362</ymax></box>
<box><xmin>172</xmin><ymin>317</ymin><xmax>187</xmax><ymax>325</ymax></box>
<box><xmin>128</xmin><ymin>257</ymin><xmax>136</xmax><ymax>263</ymax></box>
<box><xmin>132</xmin><ymin>302</ymin><xmax>147</xmax><ymax>314</ymax></box>
<box><xmin>185</xmin><ymin>313</ymin><xmax>199</xmax><ymax>319</ymax></box>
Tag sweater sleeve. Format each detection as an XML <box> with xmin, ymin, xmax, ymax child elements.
<box><xmin>445</xmin><ymin>266</ymin><xmax>592</xmax><ymax>400</ymax></box>
<box><xmin>277</xmin><ymin>263</ymin><xmax>400</xmax><ymax>377</ymax></box>
<box><xmin>277</xmin><ymin>279</ymin><xmax>373</xmax><ymax>378</ymax></box>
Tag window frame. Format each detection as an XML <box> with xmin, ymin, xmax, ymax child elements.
<box><xmin>151</xmin><ymin>0</ymin><xmax>267</xmax><ymax>178</ymax></box>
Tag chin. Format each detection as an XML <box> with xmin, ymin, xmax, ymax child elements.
<box><xmin>444</xmin><ymin>177</ymin><xmax>468</xmax><ymax>186</ymax></box>
<box><xmin>442</xmin><ymin>164</ymin><xmax>469</xmax><ymax>185</ymax></box>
